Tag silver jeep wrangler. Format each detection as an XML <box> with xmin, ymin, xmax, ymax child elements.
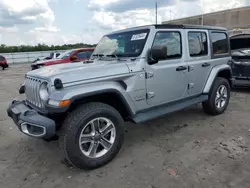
<box><xmin>7</xmin><ymin>24</ymin><xmax>232</xmax><ymax>169</ymax></box>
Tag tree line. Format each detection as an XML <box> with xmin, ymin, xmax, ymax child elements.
<box><xmin>0</xmin><ymin>43</ymin><xmax>97</xmax><ymax>53</ymax></box>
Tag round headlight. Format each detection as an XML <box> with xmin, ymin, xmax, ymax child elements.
<box><xmin>39</xmin><ymin>82</ymin><xmax>49</xmax><ymax>101</ymax></box>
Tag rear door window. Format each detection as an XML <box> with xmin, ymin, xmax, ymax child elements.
<box><xmin>211</xmin><ymin>32</ymin><xmax>229</xmax><ymax>55</ymax></box>
<box><xmin>188</xmin><ymin>32</ymin><xmax>208</xmax><ymax>57</ymax></box>
<box><xmin>0</xmin><ymin>56</ymin><xmax>5</xmax><ymax>61</ymax></box>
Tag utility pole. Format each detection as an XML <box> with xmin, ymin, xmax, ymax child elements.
<box><xmin>155</xmin><ymin>1</ymin><xmax>158</xmax><ymax>24</ymax></box>
<box><xmin>201</xmin><ymin>0</ymin><xmax>204</xmax><ymax>25</ymax></box>
<box><xmin>169</xmin><ymin>10</ymin><xmax>172</xmax><ymax>20</ymax></box>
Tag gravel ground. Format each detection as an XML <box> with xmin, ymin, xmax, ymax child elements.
<box><xmin>1</xmin><ymin>64</ymin><xmax>250</xmax><ymax>188</ymax></box>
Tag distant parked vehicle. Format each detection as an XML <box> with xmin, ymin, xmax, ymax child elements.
<box><xmin>31</xmin><ymin>48</ymin><xmax>94</xmax><ymax>70</ymax></box>
<box><xmin>32</xmin><ymin>52</ymin><xmax>61</xmax><ymax>64</ymax></box>
<box><xmin>230</xmin><ymin>33</ymin><xmax>250</xmax><ymax>87</ymax></box>
<box><xmin>0</xmin><ymin>55</ymin><xmax>8</xmax><ymax>70</ymax></box>
<box><xmin>32</xmin><ymin>56</ymin><xmax>46</xmax><ymax>64</ymax></box>
<box><xmin>45</xmin><ymin>52</ymin><xmax>61</xmax><ymax>60</ymax></box>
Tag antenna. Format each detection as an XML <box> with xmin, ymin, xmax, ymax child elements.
<box><xmin>155</xmin><ymin>1</ymin><xmax>158</xmax><ymax>24</ymax></box>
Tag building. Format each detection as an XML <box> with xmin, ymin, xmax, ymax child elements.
<box><xmin>162</xmin><ymin>6</ymin><xmax>250</xmax><ymax>36</ymax></box>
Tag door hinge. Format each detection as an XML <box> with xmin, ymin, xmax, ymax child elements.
<box><xmin>188</xmin><ymin>83</ymin><xmax>194</xmax><ymax>89</ymax></box>
<box><xmin>146</xmin><ymin>92</ymin><xmax>155</xmax><ymax>99</ymax></box>
<box><xmin>145</xmin><ymin>72</ymin><xmax>154</xmax><ymax>79</ymax></box>
<box><xmin>188</xmin><ymin>65</ymin><xmax>194</xmax><ymax>72</ymax></box>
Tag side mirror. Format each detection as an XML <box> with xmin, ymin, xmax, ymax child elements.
<box><xmin>70</xmin><ymin>55</ymin><xmax>77</xmax><ymax>61</ymax></box>
<box><xmin>148</xmin><ymin>45</ymin><xmax>168</xmax><ymax>64</ymax></box>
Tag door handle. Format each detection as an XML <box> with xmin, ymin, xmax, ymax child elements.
<box><xmin>202</xmin><ymin>62</ymin><xmax>211</xmax><ymax>67</ymax></box>
<box><xmin>176</xmin><ymin>66</ymin><xmax>187</xmax><ymax>71</ymax></box>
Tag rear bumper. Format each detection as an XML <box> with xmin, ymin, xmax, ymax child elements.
<box><xmin>7</xmin><ymin>100</ymin><xmax>56</xmax><ymax>139</ymax></box>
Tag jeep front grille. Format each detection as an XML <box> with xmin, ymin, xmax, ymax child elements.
<box><xmin>25</xmin><ymin>77</ymin><xmax>45</xmax><ymax>109</ymax></box>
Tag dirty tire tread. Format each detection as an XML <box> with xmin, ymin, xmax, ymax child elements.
<box><xmin>59</xmin><ymin>102</ymin><xmax>124</xmax><ymax>169</ymax></box>
<box><xmin>202</xmin><ymin>77</ymin><xmax>230</xmax><ymax>115</ymax></box>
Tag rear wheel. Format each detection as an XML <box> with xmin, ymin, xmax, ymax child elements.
<box><xmin>202</xmin><ymin>77</ymin><xmax>230</xmax><ymax>115</ymax></box>
<box><xmin>59</xmin><ymin>102</ymin><xmax>124</xmax><ymax>169</ymax></box>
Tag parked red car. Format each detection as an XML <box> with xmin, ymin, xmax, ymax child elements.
<box><xmin>31</xmin><ymin>48</ymin><xmax>95</xmax><ymax>70</ymax></box>
<box><xmin>0</xmin><ymin>55</ymin><xmax>8</xmax><ymax>70</ymax></box>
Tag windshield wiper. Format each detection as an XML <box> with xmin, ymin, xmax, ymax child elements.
<box><xmin>106</xmin><ymin>54</ymin><xmax>117</xmax><ymax>57</ymax></box>
<box><xmin>91</xmin><ymin>53</ymin><xmax>105</xmax><ymax>60</ymax></box>
<box><xmin>92</xmin><ymin>54</ymin><xmax>105</xmax><ymax>57</ymax></box>
<box><xmin>105</xmin><ymin>54</ymin><xmax>128</xmax><ymax>61</ymax></box>
<box><xmin>92</xmin><ymin>53</ymin><xmax>127</xmax><ymax>61</ymax></box>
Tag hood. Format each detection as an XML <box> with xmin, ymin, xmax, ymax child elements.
<box><xmin>27</xmin><ymin>60</ymin><xmax>130</xmax><ymax>85</ymax></box>
<box><xmin>32</xmin><ymin>58</ymin><xmax>62</xmax><ymax>65</ymax></box>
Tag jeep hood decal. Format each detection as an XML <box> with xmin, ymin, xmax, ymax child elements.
<box><xmin>27</xmin><ymin>61</ymin><xmax>130</xmax><ymax>84</ymax></box>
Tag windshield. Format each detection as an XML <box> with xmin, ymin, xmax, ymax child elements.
<box><xmin>92</xmin><ymin>29</ymin><xmax>150</xmax><ymax>58</ymax></box>
<box><xmin>57</xmin><ymin>50</ymin><xmax>74</xmax><ymax>59</ymax></box>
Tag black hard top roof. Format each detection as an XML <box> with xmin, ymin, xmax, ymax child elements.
<box><xmin>155</xmin><ymin>24</ymin><xmax>227</xmax><ymax>31</ymax></box>
<box><xmin>108</xmin><ymin>24</ymin><xmax>227</xmax><ymax>35</ymax></box>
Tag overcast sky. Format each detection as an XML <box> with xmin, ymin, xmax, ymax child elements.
<box><xmin>0</xmin><ymin>0</ymin><xmax>248</xmax><ymax>46</ymax></box>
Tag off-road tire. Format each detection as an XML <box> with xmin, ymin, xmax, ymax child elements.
<box><xmin>59</xmin><ymin>102</ymin><xmax>124</xmax><ymax>170</ymax></box>
<box><xmin>202</xmin><ymin>77</ymin><xmax>230</xmax><ymax>115</ymax></box>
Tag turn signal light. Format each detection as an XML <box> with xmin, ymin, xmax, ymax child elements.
<box><xmin>58</xmin><ymin>99</ymin><xmax>70</xmax><ymax>107</ymax></box>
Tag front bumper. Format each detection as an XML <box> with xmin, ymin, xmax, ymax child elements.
<box><xmin>31</xmin><ymin>65</ymin><xmax>38</xmax><ymax>70</ymax></box>
<box><xmin>232</xmin><ymin>77</ymin><xmax>250</xmax><ymax>87</ymax></box>
<box><xmin>1</xmin><ymin>64</ymin><xmax>8</xmax><ymax>68</ymax></box>
<box><xmin>31</xmin><ymin>64</ymin><xmax>44</xmax><ymax>70</ymax></box>
<box><xmin>7</xmin><ymin>100</ymin><xmax>56</xmax><ymax>139</ymax></box>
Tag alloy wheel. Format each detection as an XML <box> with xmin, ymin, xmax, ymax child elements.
<box><xmin>78</xmin><ymin>117</ymin><xmax>116</xmax><ymax>158</ymax></box>
<box><xmin>215</xmin><ymin>85</ymin><xmax>228</xmax><ymax>109</ymax></box>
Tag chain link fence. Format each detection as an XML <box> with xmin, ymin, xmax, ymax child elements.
<box><xmin>1</xmin><ymin>50</ymin><xmax>67</xmax><ymax>64</ymax></box>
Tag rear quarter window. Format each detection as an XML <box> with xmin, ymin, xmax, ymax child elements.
<box><xmin>211</xmin><ymin>32</ymin><xmax>229</xmax><ymax>55</ymax></box>
<box><xmin>0</xmin><ymin>56</ymin><xmax>5</xmax><ymax>61</ymax></box>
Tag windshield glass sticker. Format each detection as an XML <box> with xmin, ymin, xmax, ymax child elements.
<box><xmin>131</xmin><ymin>33</ymin><xmax>147</xmax><ymax>41</ymax></box>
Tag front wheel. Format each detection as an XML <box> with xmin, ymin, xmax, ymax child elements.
<box><xmin>59</xmin><ymin>102</ymin><xmax>124</xmax><ymax>169</ymax></box>
<box><xmin>202</xmin><ymin>77</ymin><xmax>230</xmax><ymax>115</ymax></box>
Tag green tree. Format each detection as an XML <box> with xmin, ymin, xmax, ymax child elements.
<box><xmin>0</xmin><ymin>43</ymin><xmax>96</xmax><ymax>53</ymax></box>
